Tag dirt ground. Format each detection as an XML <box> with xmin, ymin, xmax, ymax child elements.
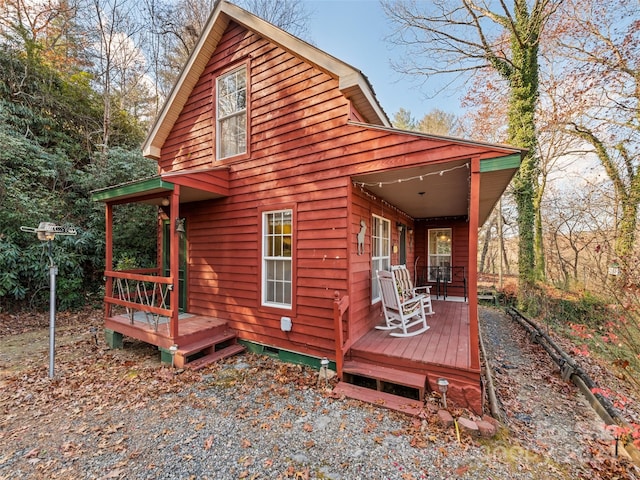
<box><xmin>479</xmin><ymin>307</ymin><xmax>637</xmax><ymax>477</ymax></box>
<box><xmin>0</xmin><ymin>307</ymin><xmax>638</xmax><ymax>479</ymax></box>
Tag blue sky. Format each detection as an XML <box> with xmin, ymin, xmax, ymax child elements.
<box><xmin>304</xmin><ymin>0</ymin><xmax>464</xmax><ymax>123</ymax></box>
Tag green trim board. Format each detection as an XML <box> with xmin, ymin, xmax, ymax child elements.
<box><xmin>480</xmin><ymin>154</ymin><xmax>521</xmax><ymax>173</ymax></box>
<box><xmin>91</xmin><ymin>177</ymin><xmax>174</xmax><ymax>202</ymax></box>
<box><xmin>238</xmin><ymin>340</ymin><xmax>337</xmax><ymax>371</ymax></box>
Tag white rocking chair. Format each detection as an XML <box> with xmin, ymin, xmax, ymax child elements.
<box><xmin>376</xmin><ymin>270</ymin><xmax>430</xmax><ymax>337</ymax></box>
<box><xmin>391</xmin><ymin>264</ymin><xmax>434</xmax><ymax>315</ymax></box>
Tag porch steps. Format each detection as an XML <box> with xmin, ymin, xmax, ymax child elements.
<box><xmin>342</xmin><ymin>360</ymin><xmax>427</xmax><ymax>401</ymax></box>
<box><xmin>184</xmin><ymin>344</ymin><xmax>245</xmax><ymax>370</ymax></box>
<box><xmin>175</xmin><ymin>330</ymin><xmax>245</xmax><ymax>370</ymax></box>
<box><xmin>332</xmin><ymin>382</ymin><xmax>424</xmax><ymax>416</ymax></box>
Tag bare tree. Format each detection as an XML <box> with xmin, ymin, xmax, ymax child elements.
<box><xmin>382</xmin><ymin>0</ymin><xmax>564</xmax><ymax>295</ymax></box>
<box><xmin>235</xmin><ymin>0</ymin><xmax>311</xmax><ymax>38</ymax></box>
<box><xmin>0</xmin><ymin>0</ymin><xmax>86</xmax><ymax>68</ymax></box>
<box><xmin>391</xmin><ymin>107</ymin><xmax>459</xmax><ymax>135</ymax></box>
<box><xmin>145</xmin><ymin>0</ymin><xmax>312</xmax><ymax>102</ymax></box>
<box><xmin>542</xmin><ymin>172</ymin><xmax>617</xmax><ymax>290</ymax></box>
<box><xmin>88</xmin><ymin>0</ymin><xmax>148</xmax><ymax>154</ymax></box>
<box><xmin>552</xmin><ymin>0</ymin><xmax>640</xmax><ymax>261</ymax></box>
<box><xmin>417</xmin><ymin>108</ymin><xmax>459</xmax><ymax>136</ymax></box>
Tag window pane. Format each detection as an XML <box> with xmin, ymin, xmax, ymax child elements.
<box><xmin>381</xmin><ymin>220</ymin><xmax>389</xmax><ymax>239</ymax></box>
<box><xmin>236</xmin><ymin>71</ymin><xmax>246</xmax><ymax>89</ymax></box>
<box><xmin>428</xmin><ymin>228</ymin><xmax>452</xmax><ymax>282</ymax></box>
<box><xmin>236</xmin><ymin>89</ymin><xmax>246</xmax><ymax>110</ymax></box>
<box><xmin>219</xmin><ymin>114</ymin><xmax>246</xmax><ymax>158</ymax></box>
<box><xmin>217</xmin><ymin>67</ymin><xmax>247</xmax><ymax>159</ymax></box>
<box><xmin>218</xmin><ymin>76</ymin><xmax>230</xmax><ymax>97</ymax></box>
<box><xmin>263</xmin><ymin>210</ymin><xmax>293</xmax><ymax>307</ymax></box>
<box><xmin>371</xmin><ymin>215</ymin><xmax>390</xmax><ymax>302</ymax></box>
<box><xmin>266</xmin><ymin>260</ymin><xmax>275</xmax><ymax>280</ymax></box>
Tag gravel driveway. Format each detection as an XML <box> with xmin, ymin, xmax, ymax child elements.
<box><xmin>0</xmin><ymin>307</ymin><xmax>637</xmax><ymax>479</ymax></box>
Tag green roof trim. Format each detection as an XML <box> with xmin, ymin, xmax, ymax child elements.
<box><xmin>480</xmin><ymin>154</ymin><xmax>521</xmax><ymax>173</ymax></box>
<box><xmin>91</xmin><ymin>177</ymin><xmax>174</xmax><ymax>202</ymax></box>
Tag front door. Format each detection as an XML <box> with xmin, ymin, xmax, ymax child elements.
<box><xmin>163</xmin><ymin>220</ymin><xmax>187</xmax><ymax>311</ymax></box>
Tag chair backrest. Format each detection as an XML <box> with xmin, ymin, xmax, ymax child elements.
<box><xmin>377</xmin><ymin>270</ymin><xmax>400</xmax><ymax>311</ymax></box>
<box><xmin>391</xmin><ymin>264</ymin><xmax>413</xmax><ymax>299</ymax></box>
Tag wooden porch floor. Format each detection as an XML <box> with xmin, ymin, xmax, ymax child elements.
<box><xmin>353</xmin><ymin>299</ymin><xmax>470</xmax><ymax>370</ymax></box>
<box><xmin>105</xmin><ymin>313</ymin><xmax>229</xmax><ymax>350</ymax></box>
<box><xmin>348</xmin><ymin>299</ymin><xmax>479</xmax><ymax>390</ymax></box>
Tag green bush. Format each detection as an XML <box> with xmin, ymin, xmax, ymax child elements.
<box><xmin>0</xmin><ymin>47</ymin><xmax>157</xmax><ymax>312</ymax></box>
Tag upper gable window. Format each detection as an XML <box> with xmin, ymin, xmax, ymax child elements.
<box><xmin>216</xmin><ymin>66</ymin><xmax>247</xmax><ymax>159</ymax></box>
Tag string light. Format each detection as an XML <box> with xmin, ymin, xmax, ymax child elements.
<box><xmin>353</xmin><ymin>163</ymin><xmax>469</xmax><ymax>188</ymax></box>
<box><xmin>353</xmin><ymin>184</ymin><xmax>412</xmax><ymax>220</ymax></box>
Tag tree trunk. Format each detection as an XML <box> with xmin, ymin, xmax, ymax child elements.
<box><xmin>479</xmin><ymin>217</ymin><xmax>495</xmax><ymax>273</ymax></box>
<box><xmin>488</xmin><ymin>1</ymin><xmax>541</xmax><ymax>302</ymax></box>
<box><xmin>617</xmin><ymin>199</ymin><xmax>638</xmax><ymax>260</ymax></box>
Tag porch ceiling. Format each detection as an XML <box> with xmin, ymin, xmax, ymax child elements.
<box><xmin>352</xmin><ymin>156</ymin><xmax>519</xmax><ymax>225</ymax></box>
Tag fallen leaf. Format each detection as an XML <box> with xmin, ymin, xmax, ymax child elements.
<box><xmin>455</xmin><ymin>465</ymin><xmax>469</xmax><ymax>475</ymax></box>
<box><xmin>23</xmin><ymin>448</ymin><xmax>39</xmax><ymax>458</ymax></box>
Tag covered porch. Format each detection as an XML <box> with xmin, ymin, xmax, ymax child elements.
<box><xmin>334</xmin><ymin>152</ymin><xmax>521</xmax><ymax>414</ymax></box>
<box><xmin>334</xmin><ymin>294</ymin><xmax>481</xmax><ymax>413</ymax></box>
<box><xmin>91</xmin><ymin>167</ymin><xmax>243</xmax><ymax>368</ymax></box>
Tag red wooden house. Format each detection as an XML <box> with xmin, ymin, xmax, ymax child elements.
<box><xmin>93</xmin><ymin>1</ymin><xmax>522</xmax><ymax>414</ymax></box>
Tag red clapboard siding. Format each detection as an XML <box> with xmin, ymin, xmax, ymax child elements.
<box><xmin>155</xmin><ymin>19</ymin><xmax>486</xmax><ymax>361</ymax></box>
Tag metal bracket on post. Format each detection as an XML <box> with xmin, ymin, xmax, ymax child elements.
<box><xmin>20</xmin><ymin>222</ymin><xmax>77</xmax><ymax>379</ymax></box>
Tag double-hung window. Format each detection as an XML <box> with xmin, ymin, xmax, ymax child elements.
<box><xmin>428</xmin><ymin>228</ymin><xmax>452</xmax><ymax>282</ymax></box>
<box><xmin>216</xmin><ymin>66</ymin><xmax>247</xmax><ymax>159</ymax></box>
<box><xmin>263</xmin><ymin>210</ymin><xmax>292</xmax><ymax>308</ymax></box>
<box><xmin>371</xmin><ymin>215</ymin><xmax>390</xmax><ymax>302</ymax></box>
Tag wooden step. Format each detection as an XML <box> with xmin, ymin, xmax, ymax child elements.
<box><xmin>174</xmin><ymin>331</ymin><xmax>240</xmax><ymax>368</ymax></box>
<box><xmin>342</xmin><ymin>360</ymin><xmax>427</xmax><ymax>400</ymax></box>
<box><xmin>332</xmin><ymin>382</ymin><xmax>424</xmax><ymax>416</ymax></box>
<box><xmin>185</xmin><ymin>344</ymin><xmax>245</xmax><ymax>370</ymax></box>
<box><xmin>177</xmin><ymin>330</ymin><xmax>237</xmax><ymax>357</ymax></box>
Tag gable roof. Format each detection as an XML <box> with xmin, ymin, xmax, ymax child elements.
<box><xmin>143</xmin><ymin>0</ymin><xmax>390</xmax><ymax>159</ymax></box>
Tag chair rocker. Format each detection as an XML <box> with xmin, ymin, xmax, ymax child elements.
<box><xmin>376</xmin><ymin>270</ymin><xmax>430</xmax><ymax>338</ymax></box>
<box><xmin>391</xmin><ymin>264</ymin><xmax>434</xmax><ymax>315</ymax></box>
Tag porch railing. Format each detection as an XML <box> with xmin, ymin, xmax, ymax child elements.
<box><xmin>104</xmin><ymin>269</ymin><xmax>174</xmax><ymax>331</ymax></box>
<box><xmin>417</xmin><ymin>266</ymin><xmax>467</xmax><ymax>300</ymax></box>
<box><xmin>333</xmin><ymin>291</ymin><xmax>350</xmax><ymax>379</ymax></box>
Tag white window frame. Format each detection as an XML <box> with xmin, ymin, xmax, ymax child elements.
<box><xmin>216</xmin><ymin>66</ymin><xmax>247</xmax><ymax>159</ymax></box>
<box><xmin>262</xmin><ymin>209</ymin><xmax>293</xmax><ymax>309</ymax></box>
<box><xmin>428</xmin><ymin>228</ymin><xmax>452</xmax><ymax>282</ymax></box>
<box><xmin>371</xmin><ymin>214</ymin><xmax>390</xmax><ymax>303</ymax></box>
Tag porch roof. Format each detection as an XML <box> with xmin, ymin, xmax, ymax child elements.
<box><xmin>91</xmin><ymin>167</ymin><xmax>230</xmax><ymax>205</ymax></box>
<box><xmin>352</xmin><ymin>153</ymin><xmax>520</xmax><ymax>224</ymax></box>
